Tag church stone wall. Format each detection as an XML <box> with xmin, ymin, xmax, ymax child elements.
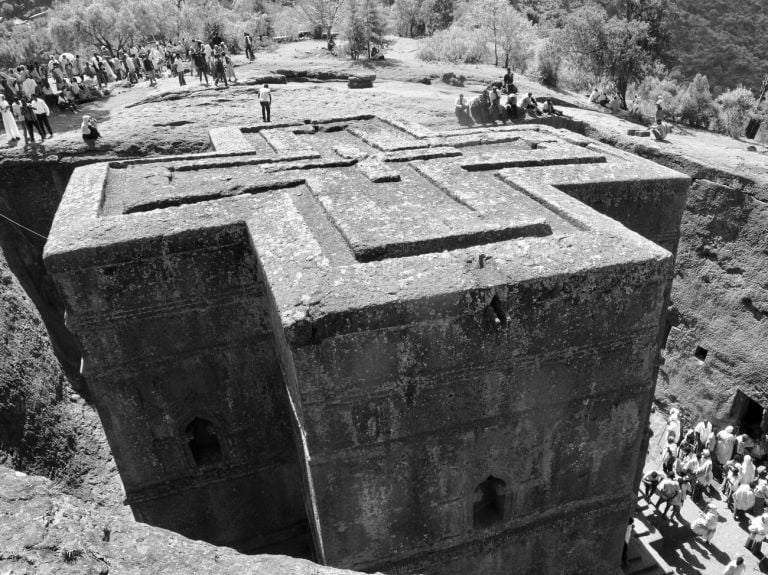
<box><xmin>44</xmin><ymin>116</ymin><xmax>687</xmax><ymax>574</ymax></box>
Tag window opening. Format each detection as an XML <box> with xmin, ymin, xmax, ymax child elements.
<box><xmin>473</xmin><ymin>476</ymin><xmax>506</xmax><ymax>528</ymax></box>
<box><xmin>694</xmin><ymin>346</ymin><xmax>708</xmax><ymax>362</ymax></box>
<box><xmin>186</xmin><ymin>418</ymin><xmax>222</xmax><ymax>466</ymax></box>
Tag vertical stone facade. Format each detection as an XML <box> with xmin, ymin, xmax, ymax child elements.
<box><xmin>45</xmin><ymin>117</ymin><xmax>687</xmax><ymax>573</ymax></box>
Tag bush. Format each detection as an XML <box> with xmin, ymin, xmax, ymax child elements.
<box><xmin>716</xmin><ymin>86</ymin><xmax>756</xmax><ymax>138</ymax></box>
<box><xmin>418</xmin><ymin>25</ymin><xmax>487</xmax><ymax>64</ymax></box>
<box><xmin>535</xmin><ymin>38</ymin><xmax>560</xmax><ymax>87</ymax></box>
<box><xmin>675</xmin><ymin>74</ymin><xmax>718</xmax><ymax>129</ymax></box>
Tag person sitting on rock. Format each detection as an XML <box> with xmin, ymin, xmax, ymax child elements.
<box><xmin>542</xmin><ymin>98</ymin><xmax>562</xmax><ymax>116</ymax></box>
<box><xmin>81</xmin><ymin>115</ymin><xmax>100</xmax><ymax>148</ymax></box>
<box><xmin>488</xmin><ymin>86</ymin><xmax>500</xmax><ymax>118</ymax></box>
<box><xmin>505</xmin><ymin>92</ymin><xmax>518</xmax><ymax>120</ymax></box>
<box><xmin>454</xmin><ymin>93</ymin><xmax>471</xmax><ymax>125</ymax></box>
<box><xmin>521</xmin><ymin>92</ymin><xmax>541</xmax><ymax>116</ymax></box>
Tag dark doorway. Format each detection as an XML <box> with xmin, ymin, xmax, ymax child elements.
<box><xmin>732</xmin><ymin>390</ymin><xmax>766</xmax><ymax>438</ymax></box>
<box><xmin>186</xmin><ymin>418</ymin><xmax>223</xmax><ymax>466</ymax></box>
<box><xmin>473</xmin><ymin>476</ymin><xmax>506</xmax><ymax>528</ymax></box>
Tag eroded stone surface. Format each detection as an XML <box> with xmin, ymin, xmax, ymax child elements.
<box><xmin>43</xmin><ymin>117</ymin><xmax>687</xmax><ymax>574</ymax></box>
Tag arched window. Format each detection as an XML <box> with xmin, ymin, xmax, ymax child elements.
<box><xmin>473</xmin><ymin>476</ymin><xmax>506</xmax><ymax>528</ymax></box>
<box><xmin>186</xmin><ymin>418</ymin><xmax>222</xmax><ymax>466</ymax></box>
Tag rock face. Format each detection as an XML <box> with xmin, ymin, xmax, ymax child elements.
<box><xmin>44</xmin><ymin>116</ymin><xmax>687</xmax><ymax>574</ymax></box>
<box><xmin>0</xmin><ymin>466</ymin><xmax>376</xmax><ymax>575</ymax></box>
<box><xmin>0</xmin><ymin>241</ymin><xmax>123</xmax><ymax>505</ymax></box>
<box><xmin>657</xmin><ymin>176</ymin><xmax>768</xmax><ymax>429</ymax></box>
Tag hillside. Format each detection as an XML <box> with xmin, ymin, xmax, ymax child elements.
<box><xmin>674</xmin><ymin>0</ymin><xmax>768</xmax><ymax>92</ymax></box>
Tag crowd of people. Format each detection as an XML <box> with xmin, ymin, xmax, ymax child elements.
<box><xmin>640</xmin><ymin>410</ymin><xmax>768</xmax><ymax>572</ymax></box>
<box><xmin>0</xmin><ymin>34</ymin><xmax>260</xmax><ymax>145</ymax></box>
<box><xmin>454</xmin><ymin>68</ymin><xmax>564</xmax><ymax>126</ymax></box>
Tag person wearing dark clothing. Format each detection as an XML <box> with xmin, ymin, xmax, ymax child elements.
<box><xmin>503</xmin><ymin>67</ymin><xmax>514</xmax><ymax>94</ymax></box>
<box><xmin>213</xmin><ymin>55</ymin><xmax>228</xmax><ymax>87</ymax></box>
<box><xmin>30</xmin><ymin>95</ymin><xmax>53</xmax><ymax>137</ymax></box>
<box><xmin>192</xmin><ymin>51</ymin><xmax>209</xmax><ymax>85</ymax></box>
<box><xmin>142</xmin><ymin>55</ymin><xmax>157</xmax><ymax>87</ymax></box>
<box><xmin>244</xmin><ymin>32</ymin><xmax>255</xmax><ymax>61</ymax></box>
<box><xmin>22</xmin><ymin>97</ymin><xmax>45</xmax><ymax>141</ymax></box>
<box><xmin>259</xmin><ymin>83</ymin><xmax>271</xmax><ymax>122</ymax></box>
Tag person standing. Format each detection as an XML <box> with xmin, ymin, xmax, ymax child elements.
<box><xmin>0</xmin><ymin>94</ymin><xmax>21</xmax><ymax>142</ymax></box>
<box><xmin>224</xmin><ymin>54</ymin><xmax>237</xmax><ymax>83</ymax></box>
<box><xmin>20</xmin><ymin>98</ymin><xmax>43</xmax><ymax>142</ymax></box>
<box><xmin>29</xmin><ymin>94</ymin><xmax>52</xmax><ymax>138</ymax></box>
<box><xmin>695</xmin><ymin>419</ymin><xmax>715</xmax><ymax>454</ymax></box>
<box><xmin>502</xmin><ymin>67</ymin><xmax>514</xmax><ymax>94</ymax></box>
<box><xmin>11</xmin><ymin>98</ymin><xmax>28</xmax><ymax>144</ymax></box>
<box><xmin>733</xmin><ymin>482</ymin><xmax>756</xmax><ymax>520</ymax></box>
<box><xmin>192</xmin><ymin>50</ymin><xmax>209</xmax><ymax>86</ymax></box>
<box><xmin>656</xmin><ymin>472</ymin><xmax>680</xmax><ymax>517</ymax></box>
<box><xmin>213</xmin><ymin>55</ymin><xmax>227</xmax><ymax>87</ymax></box>
<box><xmin>716</xmin><ymin>426</ymin><xmax>738</xmax><ymax>468</ymax></box>
<box><xmin>244</xmin><ymin>32</ymin><xmax>255</xmax><ymax>61</ymax></box>
<box><xmin>174</xmin><ymin>54</ymin><xmax>186</xmax><ymax>86</ymax></box>
<box><xmin>694</xmin><ymin>449</ymin><xmax>714</xmax><ymax>503</ymax></box>
<box><xmin>259</xmin><ymin>83</ymin><xmax>271</xmax><ymax>122</ymax></box>
<box><xmin>142</xmin><ymin>53</ymin><xmax>157</xmax><ymax>87</ymax></box>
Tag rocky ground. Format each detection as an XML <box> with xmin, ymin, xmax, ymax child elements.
<box><xmin>0</xmin><ymin>466</ymin><xmax>381</xmax><ymax>575</ymax></box>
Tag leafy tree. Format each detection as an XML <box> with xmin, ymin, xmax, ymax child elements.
<box><xmin>557</xmin><ymin>5</ymin><xmax>653</xmax><ymax>105</ymax></box>
<box><xmin>0</xmin><ymin>3</ymin><xmax>13</xmax><ymax>18</ymax></box>
<box><xmin>391</xmin><ymin>0</ymin><xmax>425</xmax><ymax>37</ymax></box>
<box><xmin>345</xmin><ymin>0</ymin><xmax>386</xmax><ymax>58</ymax></box>
<box><xmin>298</xmin><ymin>0</ymin><xmax>346</xmax><ymax>47</ymax></box>
<box><xmin>421</xmin><ymin>0</ymin><xmax>453</xmax><ymax>34</ymax></box>
<box><xmin>48</xmin><ymin>0</ymin><xmax>175</xmax><ymax>55</ymax></box>
<box><xmin>0</xmin><ymin>21</ymin><xmax>53</xmax><ymax>68</ymax></box>
<box><xmin>344</xmin><ymin>0</ymin><xmax>366</xmax><ymax>58</ymax></box>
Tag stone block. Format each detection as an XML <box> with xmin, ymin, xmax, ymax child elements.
<box><xmin>44</xmin><ymin>117</ymin><xmax>688</xmax><ymax>574</ymax></box>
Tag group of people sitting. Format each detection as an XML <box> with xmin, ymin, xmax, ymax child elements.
<box><xmin>641</xmin><ymin>410</ymin><xmax>768</xmax><ymax>561</ymax></box>
<box><xmin>453</xmin><ymin>68</ymin><xmax>564</xmax><ymax>125</ymax></box>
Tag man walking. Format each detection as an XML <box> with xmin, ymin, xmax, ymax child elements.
<box><xmin>30</xmin><ymin>94</ymin><xmax>53</xmax><ymax>138</ymax></box>
<box><xmin>259</xmin><ymin>83</ymin><xmax>271</xmax><ymax>122</ymax></box>
<box><xmin>244</xmin><ymin>32</ymin><xmax>255</xmax><ymax>61</ymax></box>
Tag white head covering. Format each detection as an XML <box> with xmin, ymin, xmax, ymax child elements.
<box><xmin>81</xmin><ymin>115</ymin><xmax>92</xmax><ymax>135</ymax></box>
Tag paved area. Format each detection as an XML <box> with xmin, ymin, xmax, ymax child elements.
<box><xmin>635</xmin><ymin>409</ymin><xmax>768</xmax><ymax>574</ymax></box>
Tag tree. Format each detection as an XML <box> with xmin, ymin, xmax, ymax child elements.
<box><xmin>48</xmin><ymin>0</ymin><xmax>174</xmax><ymax>55</ymax></box>
<box><xmin>344</xmin><ymin>0</ymin><xmax>366</xmax><ymax>58</ymax></box>
<box><xmin>298</xmin><ymin>0</ymin><xmax>346</xmax><ymax>47</ymax></box>
<box><xmin>557</xmin><ymin>5</ymin><xmax>653</xmax><ymax>105</ymax></box>
<box><xmin>464</xmin><ymin>0</ymin><xmax>537</xmax><ymax>68</ymax></box>
<box><xmin>363</xmin><ymin>0</ymin><xmax>387</xmax><ymax>54</ymax></box>
<box><xmin>391</xmin><ymin>0</ymin><xmax>424</xmax><ymax>38</ymax></box>
<box><xmin>420</xmin><ymin>0</ymin><xmax>453</xmax><ymax>34</ymax></box>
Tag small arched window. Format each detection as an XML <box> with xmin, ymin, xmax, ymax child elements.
<box><xmin>186</xmin><ymin>418</ymin><xmax>222</xmax><ymax>466</ymax></box>
<box><xmin>473</xmin><ymin>476</ymin><xmax>506</xmax><ymax>528</ymax></box>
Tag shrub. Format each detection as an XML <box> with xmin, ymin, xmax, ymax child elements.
<box><xmin>417</xmin><ymin>25</ymin><xmax>487</xmax><ymax>64</ymax></box>
<box><xmin>675</xmin><ymin>74</ymin><xmax>718</xmax><ymax>129</ymax></box>
<box><xmin>716</xmin><ymin>86</ymin><xmax>756</xmax><ymax>138</ymax></box>
<box><xmin>535</xmin><ymin>38</ymin><xmax>560</xmax><ymax>87</ymax></box>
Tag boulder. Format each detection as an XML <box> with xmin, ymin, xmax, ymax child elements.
<box><xmin>348</xmin><ymin>74</ymin><xmax>375</xmax><ymax>89</ymax></box>
<box><xmin>627</xmin><ymin>129</ymin><xmax>651</xmax><ymax>137</ymax></box>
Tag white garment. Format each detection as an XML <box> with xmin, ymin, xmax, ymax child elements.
<box><xmin>22</xmin><ymin>78</ymin><xmax>37</xmax><ymax>98</ymax></box>
<box><xmin>259</xmin><ymin>87</ymin><xmax>271</xmax><ymax>102</ymax></box>
<box><xmin>30</xmin><ymin>98</ymin><xmax>49</xmax><ymax>116</ymax></box>
<box><xmin>0</xmin><ymin>100</ymin><xmax>21</xmax><ymax>139</ymax></box>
